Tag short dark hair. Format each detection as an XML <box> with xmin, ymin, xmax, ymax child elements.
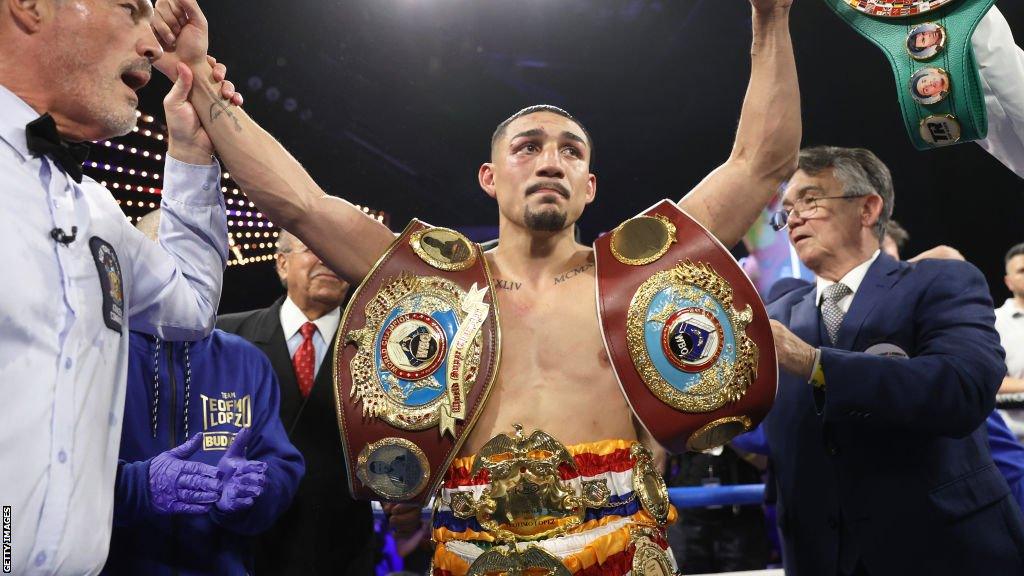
<box><xmin>885</xmin><ymin>219</ymin><xmax>909</xmax><ymax>250</ymax></box>
<box><xmin>1006</xmin><ymin>243</ymin><xmax>1024</xmax><ymax>265</ymax></box>
<box><xmin>797</xmin><ymin>146</ymin><xmax>894</xmax><ymax>242</ymax></box>
<box><xmin>908</xmin><ymin>32</ymin><xmax>929</xmax><ymax>53</ymax></box>
<box><xmin>490</xmin><ymin>105</ymin><xmax>594</xmax><ymax>158</ymax></box>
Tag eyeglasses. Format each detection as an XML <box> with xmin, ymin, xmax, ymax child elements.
<box><xmin>770</xmin><ymin>194</ymin><xmax>864</xmax><ymax>231</ymax></box>
<box><xmin>279</xmin><ymin>245</ymin><xmax>312</xmax><ymax>255</ymax></box>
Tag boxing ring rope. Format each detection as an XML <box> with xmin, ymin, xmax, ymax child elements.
<box><xmin>688</xmin><ymin>565</ymin><xmax>782</xmax><ymax>569</ymax></box>
<box><xmin>667</xmin><ymin>484</ymin><xmax>767</xmax><ymax>508</ymax></box>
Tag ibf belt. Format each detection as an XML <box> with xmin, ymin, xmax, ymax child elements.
<box><xmin>821</xmin><ymin>0</ymin><xmax>996</xmax><ymax>149</ymax></box>
<box><xmin>334</xmin><ymin>220</ymin><xmax>501</xmax><ymax>503</ymax></box>
<box><xmin>594</xmin><ymin>200</ymin><xmax>777</xmax><ymax>453</ymax></box>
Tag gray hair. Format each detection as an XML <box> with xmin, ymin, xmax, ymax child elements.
<box><xmin>275</xmin><ymin>229</ymin><xmax>299</xmax><ymax>254</ymax></box>
<box><xmin>797</xmin><ymin>146</ymin><xmax>894</xmax><ymax>242</ymax></box>
<box><xmin>274</xmin><ymin>229</ymin><xmax>301</xmax><ymax>290</ymax></box>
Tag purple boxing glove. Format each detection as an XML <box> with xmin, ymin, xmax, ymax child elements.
<box><xmin>149</xmin><ymin>433</ymin><xmax>221</xmax><ymax>514</ymax></box>
<box><xmin>215</xmin><ymin>427</ymin><xmax>267</xmax><ymax>514</ymax></box>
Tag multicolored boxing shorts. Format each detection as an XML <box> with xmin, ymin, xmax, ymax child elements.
<box><xmin>430</xmin><ymin>437</ymin><xmax>678</xmax><ymax>575</ymax></box>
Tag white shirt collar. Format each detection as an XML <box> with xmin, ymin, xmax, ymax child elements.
<box><xmin>0</xmin><ymin>82</ymin><xmax>45</xmax><ymax>161</ymax></box>
<box><xmin>815</xmin><ymin>250</ymin><xmax>881</xmax><ymax>306</ymax></box>
<box><xmin>279</xmin><ymin>295</ymin><xmax>342</xmax><ymax>340</ymax></box>
<box><xmin>997</xmin><ymin>298</ymin><xmax>1024</xmax><ymax>319</ymax></box>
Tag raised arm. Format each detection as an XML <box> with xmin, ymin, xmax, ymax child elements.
<box><xmin>151</xmin><ymin>0</ymin><xmax>394</xmax><ymax>285</ymax></box>
<box><xmin>679</xmin><ymin>0</ymin><xmax>801</xmax><ymax>248</ymax></box>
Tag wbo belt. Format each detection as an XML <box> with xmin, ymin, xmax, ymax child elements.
<box><xmin>595</xmin><ymin>200</ymin><xmax>777</xmax><ymax>453</ymax></box>
<box><xmin>821</xmin><ymin>0</ymin><xmax>996</xmax><ymax>149</ymax></box>
<box><xmin>432</xmin><ymin>428</ymin><xmax>675</xmax><ymax>576</ymax></box>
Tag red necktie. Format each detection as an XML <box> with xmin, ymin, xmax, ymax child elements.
<box><xmin>292</xmin><ymin>322</ymin><xmax>317</xmax><ymax>398</ymax></box>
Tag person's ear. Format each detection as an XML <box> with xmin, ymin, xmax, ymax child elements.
<box><xmin>275</xmin><ymin>253</ymin><xmax>289</xmax><ymax>287</ymax></box>
<box><xmin>584</xmin><ymin>173</ymin><xmax>596</xmax><ymax>205</ymax></box>
<box><xmin>479</xmin><ymin>163</ymin><xmax>497</xmax><ymax>200</ymax></box>
<box><xmin>9</xmin><ymin>0</ymin><xmax>46</xmax><ymax>33</ymax></box>
<box><xmin>862</xmin><ymin>195</ymin><xmax>884</xmax><ymax>230</ymax></box>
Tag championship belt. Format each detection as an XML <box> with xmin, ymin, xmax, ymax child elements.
<box><xmin>595</xmin><ymin>200</ymin><xmax>777</xmax><ymax>453</ymax></box>
<box><xmin>821</xmin><ymin>0</ymin><xmax>996</xmax><ymax>149</ymax></box>
<box><xmin>334</xmin><ymin>221</ymin><xmax>501</xmax><ymax>503</ymax></box>
<box><xmin>449</xmin><ymin>425</ymin><xmax>615</xmax><ymax>545</ymax></box>
<box><xmin>449</xmin><ymin>426</ymin><xmax>670</xmax><ymax>576</ymax></box>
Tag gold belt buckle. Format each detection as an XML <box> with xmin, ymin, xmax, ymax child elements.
<box><xmin>466</xmin><ymin>545</ymin><xmax>573</xmax><ymax>576</ymax></box>
<box><xmin>629</xmin><ymin>525</ymin><xmax>674</xmax><ymax>576</ymax></box>
<box><xmin>449</xmin><ymin>425</ymin><xmax>609</xmax><ymax>543</ymax></box>
<box><xmin>631</xmin><ymin>444</ymin><xmax>670</xmax><ymax>526</ymax></box>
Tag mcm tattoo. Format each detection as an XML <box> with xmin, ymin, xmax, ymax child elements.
<box><xmin>553</xmin><ymin>261</ymin><xmax>594</xmax><ymax>284</ymax></box>
<box><xmin>494</xmin><ymin>259</ymin><xmax>595</xmax><ymax>291</ymax></box>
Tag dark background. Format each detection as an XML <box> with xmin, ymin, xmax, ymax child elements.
<box><xmin>127</xmin><ymin>0</ymin><xmax>1024</xmax><ymax>313</ymax></box>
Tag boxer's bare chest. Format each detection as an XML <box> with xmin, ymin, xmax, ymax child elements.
<box><xmin>460</xmin><ymin>251</ymin><xmax>637</xmax><ymax>455</ymax></box>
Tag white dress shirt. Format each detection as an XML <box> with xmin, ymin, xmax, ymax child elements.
<box><xmin>280</xmin><ymin>296</ymin><xmax>341</xmax><ymax>378</ymax></box>
<box><xmin>0</xmin><ymin>83</ymin><xmax>226</xmax><ymax>576</ymax></box>
<box><xmin>995</xmin><ymin>298</ymin><xmax>1024</xmax><ymax>438</ymax></box>
<box><xmin>975</xmin><ymin>6</ymin><xmax>1024</xmax><ymax>178</ymax></box>
<box><xmin>996</xmin><ymin>298</ymin><xmax>1024</xmax><ymax>379</ymax></box>
<box><xmin>815</xmin><ymin>251</ymin><xmax>881</xmax><ymax>314</ymax></box>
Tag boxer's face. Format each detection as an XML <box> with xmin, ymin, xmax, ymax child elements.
<box><xmin>37</xmin><ymin>0</ymin><xmax>161</xmax><ymax>141</ymax></box>
<box><xmin>481</xmin><ymin>112</ymin><xmax>596</xmax><ymax>234</ymax></box>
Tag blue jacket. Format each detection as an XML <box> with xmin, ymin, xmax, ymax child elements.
<box><xmin>988</xmin><ymin>410</ymin><xmax>1024</xmax><ymax>513</ymax></box>
<box><xmin>765</xmin><ymin>254</ymin><xmax>1024</xmax><ymax>576</ymax></box>
<box><xmin>102</xmin><ymin>330</ymin><xmax>305</xmax><ymax>576</ymax></box>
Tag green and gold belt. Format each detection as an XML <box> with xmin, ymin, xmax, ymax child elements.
<box><xmin>822</xmin><ymin>0</ymin><xmax>996</xmax><ymax>149</ymax></box>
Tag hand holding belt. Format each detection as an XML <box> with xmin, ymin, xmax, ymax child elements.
<box><xmin>821</xmin><ymin>0</ymin><xmax>997</xmax><ymax>149</ymax></box>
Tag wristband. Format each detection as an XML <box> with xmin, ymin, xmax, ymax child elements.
<box><xmin>808</xmin><ymin>348</ymin><xmax>827</xmax><ymax>390</ymax></box>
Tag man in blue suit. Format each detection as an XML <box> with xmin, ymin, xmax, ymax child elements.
<box><xmin>764</xmin><ymin>146</ymin><xmax>1024</xmax><ymax>575</ymax></box>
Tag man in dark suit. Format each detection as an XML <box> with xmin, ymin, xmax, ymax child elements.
<box><xmin>219</xmin><ymin>230</ymin><xmax>374</xmax><ymax>575</ymax></box>
<box><xmin>764</xmin><ymin>146</ymin><xmax>1024</xmax><ymax>576</ymax></box>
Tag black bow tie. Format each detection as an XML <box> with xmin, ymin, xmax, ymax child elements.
<box><xmin>25</xmin><ymin>114</ymin><xmax>90</xmax><ymax>183</ymax></box>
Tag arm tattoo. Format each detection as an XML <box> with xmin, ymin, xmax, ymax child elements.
<box><xmin>199</xmin><ymin>80</ymin><xmax>242</xmax><ymax>133</ymax></box>
<box><xmin>209</xmin><ymin>100</ymin><xmax>243</xmax><ymax>133</ymax></box>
